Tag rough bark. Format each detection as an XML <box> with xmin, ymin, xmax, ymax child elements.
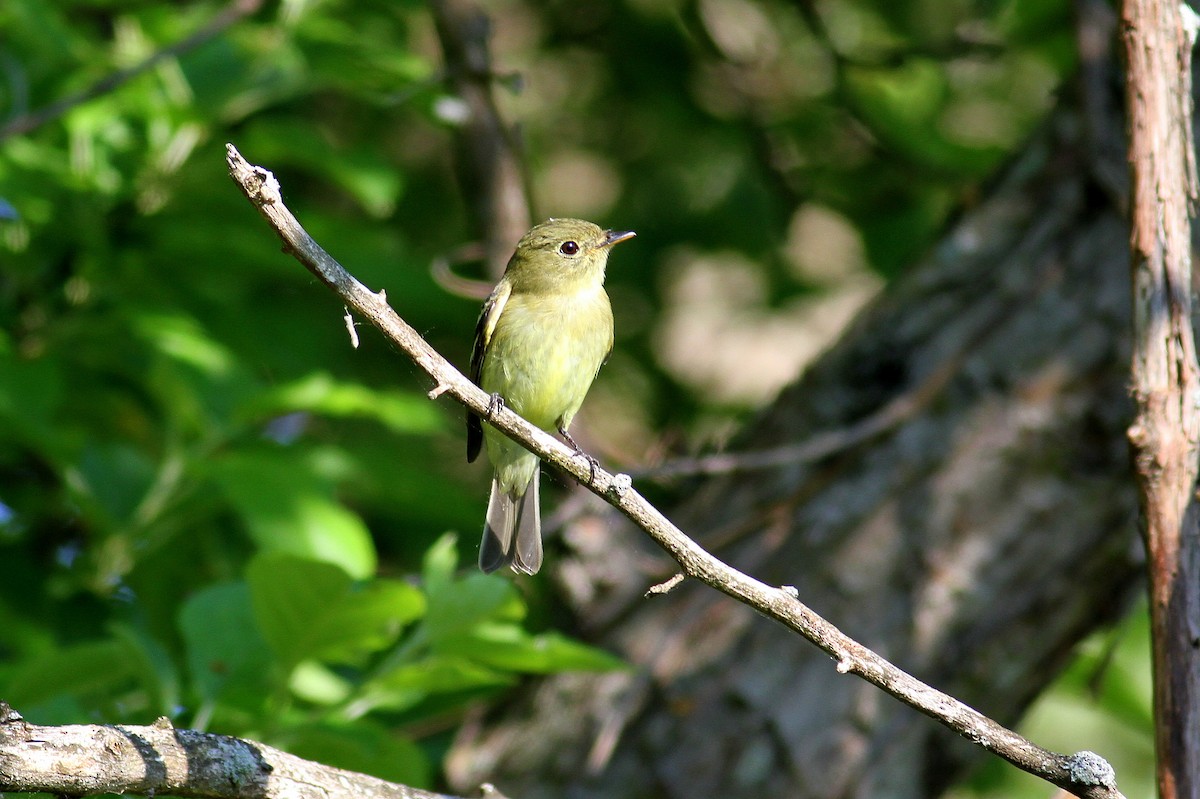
<box><xmin>1120</xmin><ymin>0</ymin><xmax>1200</xmax><ymax>796</ymax></box>
<box><xmin>444</xmin><ymin>17</ymin><xmax>1146</xmax><ymax>799</ymax></box>
<box><xmin>0</xmin><ymin>710</ymin><xmax>457</xmax><ymax>799</ymax></box>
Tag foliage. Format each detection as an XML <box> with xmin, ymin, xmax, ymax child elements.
<box><xmin>4</xmin><ymin>533</ymin><xmax>622</xmax><ymax>783</ymax></box>
<box><xmin>0</xmin><ymin>0</ymin><xmax>1147</xmax><ymax>793</ymax></box>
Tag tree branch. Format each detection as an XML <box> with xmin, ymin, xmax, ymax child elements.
<box><xmin>428</xmin><ymin>0</ymin><xmax>531</xmax><ymax>277</ymax></box>
<box><xmin>0</xmin><ymin>707</ymin><xmax>464</xmax><ymax>799</ymax></box>
<box><xmin>221</xmin><ymin>143</ymin><xmax>1130</xmax><ymax>799</ymax></box>
<box><xmin>635</xmin><ymin>270</ymin><xmax>1028</xmax><ymax>480</ymax></box>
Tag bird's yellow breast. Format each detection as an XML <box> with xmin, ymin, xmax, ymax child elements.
<box><xmin>479</xmin><ymin>286</ymin><xmax>613</xmax><ymax>431</ymax></box>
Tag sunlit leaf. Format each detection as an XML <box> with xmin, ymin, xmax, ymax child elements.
<box><xmin>247</xmin><ymin>553</ymin><xmax>424</xmax><ymax>669</ymax></box>
<box><xmin>422</xmin><ymin>535</ymin><xmax>522</xmax><ymax>646</ymax></box>
<box><xmin>209</xmin><ymin>449</ymin><xmax>377</xmax><ymax>578</ymax></box>
<box><xmin>246</xmin><ymin>371</ymin><xmax>441</xmax><ymax>435</ymax></box>
<box><xmin>368</xmin><ymin>655</ymin><xmax>514</xmax><ymax>699</ymax></box>
<box><xmin>289</xmin><ymin>660</ymin><xmax>353</xmax><ymax>705</ymax></box>
<box><xmin>439</xmin><ymin>623</ymin><xmax>626</xmax><ymax>674</ymax></box>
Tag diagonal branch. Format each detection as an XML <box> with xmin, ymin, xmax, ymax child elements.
<box><xmin>224</xmin><ymin>143</ymin><xmax>1128</xmax><ymax>799</ymax></box>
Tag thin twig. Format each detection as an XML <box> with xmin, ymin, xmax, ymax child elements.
<box><xmin>645</xmin><ymin>573</ymin><xmax>685</xmax><ymax>595</ymax></box>
<box><xmin>344</xmin><ymin>306</ymin><xmax>360</xmax><ymax>348</ymax></box>
<box><xmin>638</xmin><ymin>251</ymin><xmax>1050</xmax><ymax>481</ymax></box>
<box><xmin>430</xmin><ymin>242</ymin><xmax>494</xmax><ymax>300</ymax></box>
<box><xmin>635</xmin><ymin>359</ymin><xmax>948</xmax><ymax>479</ymax></box>
<box><xmin>224</xmin><ymin>143</ymin><xmax>1128</xmax><ymax>799</ymax></box>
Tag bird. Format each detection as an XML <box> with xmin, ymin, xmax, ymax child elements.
<box><xmin>467</xmin><ymin>218</ymin><xmax>635</xmax><ymax>574</ymax></box>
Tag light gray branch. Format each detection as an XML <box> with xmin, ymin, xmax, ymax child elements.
<box><xmin>0</xmin><ymin>709</ymin><xmax>462</xmax><ymax>799</ymax></box>
<box><xmin>223</xmin><ymin>143</ymin><xmax>1127</xmax><ymax>799</ymax></box>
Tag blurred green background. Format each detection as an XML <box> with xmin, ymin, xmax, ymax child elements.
<box><xmin>0</xmin><ymin>0</ymin><xmax>1151</xmax><ymax>796</ymax></box>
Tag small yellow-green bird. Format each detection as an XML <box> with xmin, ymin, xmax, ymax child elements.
<box><xmin>467</xmin><ymin>218</ymin><xmax>635</xmax><ymax>574</ymax></box>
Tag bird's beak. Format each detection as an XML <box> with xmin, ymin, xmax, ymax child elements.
<box><xmin>601</xmin><ymin>229</ymin><xmax>636</xmax><ymax>248</ymax></box>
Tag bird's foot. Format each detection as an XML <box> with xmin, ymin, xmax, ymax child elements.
<box><xmin>559</xmin><ymin>427</ymin><xmax>599</xmax><ymax>484</ymax></box>
<box><xmin>485</xmin><ymin>393</ymin><xmax>505</xmax><ymax>420</ymax></box>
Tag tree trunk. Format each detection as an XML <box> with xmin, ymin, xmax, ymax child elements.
<box><xmin>1121</xmin><ymin>0</ymin><xmax>1200</xmax><ymax>794</ymax></box>
<box><xmin>445</xmin><ymin>8</ymin><xmax>1144</xmax><ymax>798</ymax></box>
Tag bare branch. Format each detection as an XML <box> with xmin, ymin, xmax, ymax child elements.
<box><xmin>636</xmin><ymin>335</ymin><xmax>960</xmax><ymax>479</ymax></box>
<box><xmin>0</xmin><ymin>0</ymin><xmax>263</xmax><ymax>142</ymax></box>
<box><xmin>428</xmin><ymin>0</ymin><xmax>531</xmax><ymax>277</ymax></box>
<box><xmin>644</xmin><ymin>573</ymin><xmax>686</xmax><ymax>595</ymax></box>
<box><xmin>638</xmin><ymin>237</ymin><xmax>1068</xmax><ymax>481</ymax></box>
<box><xmin>431</xmin><ymin>243</ymin><xmax>494</xmax><ymax>301</ymax></box>
<box><xmin>0</xmin><ymin>709</ymin><xmax>460</xmax><ymax>799</ymax></box>
<box><xmin>224</xmin><ymin>143</ymin><xmax>1129</xmax><ymax>799</ymax></box>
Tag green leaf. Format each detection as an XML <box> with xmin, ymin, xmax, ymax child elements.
<box><xmin>368</xmin><ymin>655</ymin><xmax>513</xmax><ymax>701</ymax></box>
<box><xmin>247</xmin><ymin>553</ymin><xmax>425</xmax><ymax>669</ymax></box>
<box><xmin>245</xmin><ymin>371</ymin><xmax>442</xmax><ymax>435</ymax></box>
<box><xmin>178</xmin><ymin>581</ymin><xmax>274</xmax><ymax>706</ymax></box>
<box><xmin>4</xmin><ymin>639</ymin><xmax>138</xmax><ymax>708</ymax></box>
<box><xmin>425</xmin><ymin>571</ymin><xmax>522</xmax><ymax>648</ymax></box>
<box><xmin>274</xmin><ymin>721</ymin><xmax>431</xmax><ymax>788</ymax></box>
<box><xmin>132</xmin><ymin>310</ymin><xmax>260</xmax><ymax>430</ymax></box>
<box><xmin>0</xmin><ymin>354</ymin><xmax>64</xmax><ymax>456</ymax></box>
<box><xmin>420</xmin><ymin>532</ymin><xmax>460</xmax><ymax>590</ymax></box>
<box><xmin>421</xmin><ymin>534</ymin><xmax>524</xmax><ymax>646</ymax></box>
<box><xmin>844</xmin><ymin>59</ymin><xmax>1002</xmax><ymax>174</ymax></box>
<box><xmin>236</xmin><ymin>121</ymin><xmax>404</xmax><ymax>217</ymax></box>
<box><xmin>289</xmin><ymin>660</ymin><xmax>353</xmax><ymax>706</ymax></box>
<box><xmin>75</xmin><ymin>443</ymin><xmax>156</xmax><ymax>528</ymax></box>
<box><xmin>132</xmin><ymin>312</ymin><xmax>235</xmax><ymax>377</ymax></box>
<box><xmin>442</xmin><ymin>623</ymin><xmax>627</xmax><ymax>674</ymax></box>
<box><xmin>109</xmin><ymin>622</ymin><xmax>182</xmax><ymax>717</ymax></box>
<box><xmin>411</xmin><ymin>535</ymin><xmax>624</xmax><ymax>675</ymax></box>
<box><xmin>209</xmin><ymin>449</ymin><xmax>377</xmax><ymax>578</ymax></box>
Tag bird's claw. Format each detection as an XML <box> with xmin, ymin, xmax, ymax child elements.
<box><xmin>485</xmin><ymin>393</ymin><xmax>505</xmax><ymax>420</ymax></box>
<box><xmin>576</xmin><ymin>450</ymin><xmax>600</xmax><ymax>484</ymax></box>
<box><xmin>559</xmin><ymin>427</ymin><xmax>599</xmax><ymax>484</ymax></box>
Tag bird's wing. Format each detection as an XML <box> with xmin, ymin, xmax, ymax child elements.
<box><xmin>466</xmin><ymin>279</ymin><xmax>511</xmax><ymax>462</ymax></box>
<box><xmin>600</xmin><ymin>299</ymin><xmax>615</xmax><ymax>372</ymax></box>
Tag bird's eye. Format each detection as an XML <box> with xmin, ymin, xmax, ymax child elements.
<box><xmin>559</xmin><ymin>241</ymin><xmax>580</xmax><ymax>256</ymax></box>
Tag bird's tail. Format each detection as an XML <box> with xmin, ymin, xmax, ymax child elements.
<box><xmin>479</xmin><ymin>469</ymin><xmax>542</xmax><ymax>574</ymax></box>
